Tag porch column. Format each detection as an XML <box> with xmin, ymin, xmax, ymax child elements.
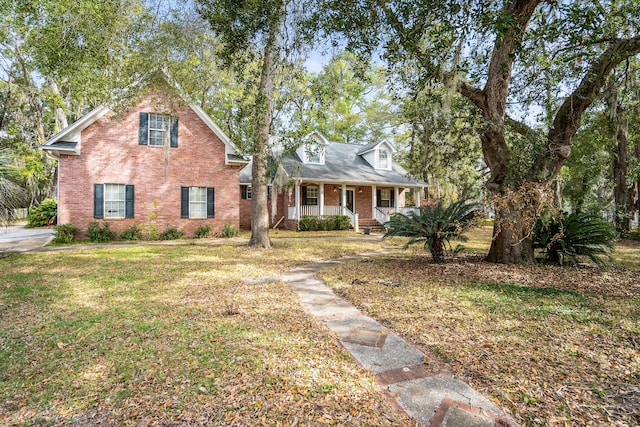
<box><xmin>319</xmin><ymin>183</ymin><xmax>324</xmax><ymax>216</ymax></box>
<box><xmin>415</xmin><ymin>187</ymin><xmax>421</xmax><ymax>207</ymax></box>
<box><xmin>394</xmin><ymin>186</ymin><xmax>400</xmax><ymax>213</ymax></box>
<box><xmin>341</xmin><ymin>183</ymin><xmax>347</xmax><ymax>214</ymax></box>
<box><xmin>295</xmin><ymin>182</ymin><xmax>300</xmax><ymax>220</ymax></box>
<box><xmin>372</xmin><ymin>185</ymin><xmax>377</xmax><ymax>215</ymax></box>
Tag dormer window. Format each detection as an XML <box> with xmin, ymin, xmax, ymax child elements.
<box><xmin>304</xmin><ymin>145</ymin><xmax>325</xmax><ymax>164</ymax></box>
<box><xmin>378</xmin><ymin>149</ymin><xmax>390</xmax><ymax>169</ymax></box>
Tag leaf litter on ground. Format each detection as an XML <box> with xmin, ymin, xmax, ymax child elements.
<box><xmin>0</xmin><ymin>239</ymin><xmax>413</xmax><ymax>426</ymax></box>
<box><xmin>320</xmin><ymin>235</ymin><xmax>639</xmax><ymax>427</ymax></box>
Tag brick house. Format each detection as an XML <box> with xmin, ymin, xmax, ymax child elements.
<box><xmin>43</xmin><ymin>80</ymin><xmax>249</xmax><ymax>238</ymax></box>
<box><xmin>239</xmin><ymin>131</ymin><xmax>427</xmax><ymax>231</ymax></box>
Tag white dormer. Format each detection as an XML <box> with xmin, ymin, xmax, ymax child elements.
<box><xmin>296</xmin><ymin>131</ymin><xmax>329</xmax><ymax>165</ymax></box>
<box><xmin>358</xmin><ymin>139</ymin><xmax>396</xmax><ymax>170</ymax></box>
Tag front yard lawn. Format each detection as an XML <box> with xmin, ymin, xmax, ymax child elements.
<box><xmin>1</xmin><ymin>239</ymin><xmax>412</xmax><ymax>426</ymax></box>
<box><xmin>320</xmin><ymin>229</ymin><xmax>639</xmax><ymax>426</ymax></box>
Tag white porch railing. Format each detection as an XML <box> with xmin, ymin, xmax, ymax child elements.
<box><xmin>374</xmin><ymin>207</ymin><xmax>391</xmax><ymax>225</ymax></box>
<box><xmin>288</xmin><ymin>205</ymin><xmax>347</xmax><ymax>219</ymax></box>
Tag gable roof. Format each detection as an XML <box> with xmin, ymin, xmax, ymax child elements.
<box><xmin>240</xmin><ymin>140</ymin><xmax>426</xmax><ymax>187</ymax></box>
<box><xmin>357</xmin><ymin>139</ymin><xmax>397</xmax><ymax>155</ymax></box>
<box><xmin>41</xmin><ymin>106</ymin><xmax>111</xmax><ymax>156</ymax></box>
<box><xmin>42</xmin><ymin>75</ymin><xmax>248</xmax><ymax>165</ymax></box>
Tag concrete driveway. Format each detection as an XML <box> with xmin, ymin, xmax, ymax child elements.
<box><xmin>0</xmin><ymin>226</ymin><xmax>55</xmax><ymax>254</ymax></box>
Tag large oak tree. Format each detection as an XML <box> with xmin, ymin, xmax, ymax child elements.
<box><xmin>322</xmin><ymin>0</ymin><xmax>640</xmax><ymax>263</ymax></box>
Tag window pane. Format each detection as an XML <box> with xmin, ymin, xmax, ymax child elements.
<box><xmin>307</xmin><ymin>187</ymin><xmax>318</xmax><ymax>198</ymax></box>
<box><xmin>306</xmin><ymin>186</ymin><xmax>318</xmax><ymax>205</ymax></box>
<box><xmin>379</xmin><ymin>150</ymin><xmax>389</xmax><ymax>168</ymax></box>
<box><xmin>104</xmin><ymin>184</ymin><xmax>125</xmax><ymax>218</ymax></box>
<box><xmin>148</xmin><ymin>113</ymin><xmax>168</xmax><ymax>146</ymax></box>
<box><xmin>189</xmin><ymin>187</ymin><xmax>207</xmax><ymax>218</ymax></box>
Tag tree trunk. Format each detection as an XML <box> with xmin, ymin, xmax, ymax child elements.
<box><xmin>612</xmin><ymin>104</ymin><xmax>630</xmax><ymax>235</ymax></box>
<box><xmin>248</xmin><ymin>18</ymin><xmax>280</xmax><ymax>249</ymax></box>
<box><xmin>485</xmin><ymin>192</ymin><xmax>536</xmax><ymax>264</ymax></box>
<box><xmin>430</xmin><ymin>238</ymin><xmax>445</xmax><ymax>263</ymax></box>
<box><xmin>46</xmin><ymin>77</ymin><xmax>69</xmax><ymax>132</ymax></box>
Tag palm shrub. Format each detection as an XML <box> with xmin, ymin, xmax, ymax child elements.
<box><xmin>383</xmin><ymin>200</ymin><xmax>481</xmax><ymax>262</ymax></box>
<box><xmin>533</xmin><ymin>211</ymin><xmax>615</xmax><ymax>266</ymax></box>
<box><xmin>0</xmin><ymin>149</ymin><xmax>27</xmax><ymax>225</ymax></box>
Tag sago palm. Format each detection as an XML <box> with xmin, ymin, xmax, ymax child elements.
<box><xmin>0</xmin><ymin>149</ymin><xmax>27</xmax><ymax>226</ymax></box>
<box><xmin>533</xmin><ymin>211</ymin><xmax>615</xmax><ymax>266</ymax></box>
<box><xmin>383</xmin><ymin>200</ymin><xmax>481</xmax><ymax>262</ymax></box>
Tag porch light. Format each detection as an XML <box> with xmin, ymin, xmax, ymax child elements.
<box><xmin>358</xmin><ymin>187</ymin><xmax>363</xmax><ymax>193</ymax></box>
<box><xmin>333</xmin><ymin>186</ymin><xmax>338</xmax><ymax>193</ymax></box>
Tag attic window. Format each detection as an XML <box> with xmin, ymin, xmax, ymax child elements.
<box><xmin>378</xmin><ymin>149</ymin><xmax>389</xmax><ymax>169</ymax></box>
<box><xmin>305</xmin><ymin>145</ymin><xmax>324</xmax><ymax>164</ymax></box>
<box><xmin>139</xmin><ymin>112</ymin><xmax>178</xmax><ymax>147</ymax></box>
<box><xmin>149</xmin><ymin>113</ymin><xmax>170</xmax><ymax>146</ymax></box>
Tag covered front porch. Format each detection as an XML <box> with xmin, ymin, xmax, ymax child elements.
<box><xmin>285</xmin><ymin>182</ymin><xmax>423</xmax><ymax>231</ymax></box>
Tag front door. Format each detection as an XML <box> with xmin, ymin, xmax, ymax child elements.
<box><xmin>346</xmin><ymin>188</ymin><xmax>355</xmax><ymax>213</ymax></box>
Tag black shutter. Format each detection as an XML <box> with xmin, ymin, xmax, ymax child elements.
<box><xmin>241</xmin><ymin>185</ymin><xmax>248</xmax><ymax>200</ymax></box>
<box><xmin>139</xmin><ymin>112</ymin><xmax>148</xmax><ymax>145</ymax></box>
<box><xmin>390</xmin><ymin>190</ymin><xmax>395</xmax><ymax>207</ymax></box>
<box><xmin>170</xmin><ymin>117</ymin><xmax>178</xmax><ymax>147</ymax></box>
<box><xmin>207</xmin><ymin>187</ymin><xmax>215</xmax><ymax>218</ymax></box>
<box><xmin>267</xmin><ymin>185</ymin><xmax>272</xmax><ymax>200</ymax></box>
<box><xmin>376</xmin><ymin>189</ymin><xmax>381</xmax><ymax>208</ymax></box>
<box><xmin>125</xmin><ymin>185</ymin><xmax>134</xmax><ymax>218</ymax></box>
<box><xmin>94</xmin><ymin>184</ymin><xmax>104</xmax><ymax>219</ymax></box>
<box><xmin>302</xmin><ymin>186</ymin><xmax>307</xmax><ymax>205</ymax></box>
<box><xmin>181</xmin><ymin>187</ymin><xmax>189</xmax><ymax>218</ymax></box>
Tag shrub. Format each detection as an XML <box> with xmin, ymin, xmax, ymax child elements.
<box><xmin>160</xmin><ymin>226</ymin><xmax>184</xmax><ymax>240</ymax></box>
<box><xmin>218</xmin><ymin>222</ymin><xmax>239</xmax><ymax>238</ymax></box>
<box><xmin>194</xmin><ymin>224</ymin><xmax>213</xmax><ymax>238</ymax></box>
<box><xmin>383</xmin><ymin>200</ymin><xmax>481</xmax><ymax>263</ymax></box>
<box><xmin>334</xmin><ymin>215</ymin><xmax>351</xmax><ymax>230</ymax></box>
<box><xmin>533</xmin><ymin>211</ymin><xmax>615</xmax><ymax>266</ymax></box>
<box><xmin>120</xmin><ymin>225</ymin><xmax>143</xmax><ymax>241</ymax></box>
<box><xmin>299</xmin><ymin>215</ymin><xmax>318</xmax><ymax>231</ymax></box>
<box><xmin>26</xmin><ymin>198</ymin><xmax>57</xmax><ymax>227</ymax></box>
<box><xmin>53</xmin><ymin>224</ymin><xmax>77</xmax><ymax>244</ymax></box>
<box><xmin>87</xmin><ymin>222</ymin><xmax>116</xmax><ymax>243</ymax></box>
<box><xmin>299</xmin><ymin>215</ymin><xmax>351</xmax><ymax>231</ymax></box>
<box><xmin>140</xmin><ymin>224</ymin><xmax>160</xmax><ymax>240</ymax></box>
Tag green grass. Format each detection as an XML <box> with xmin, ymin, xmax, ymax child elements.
<box><xmin>0</xmin><ymin>239</ymin><xmax>411</xmax><ymax>426</ymax></box>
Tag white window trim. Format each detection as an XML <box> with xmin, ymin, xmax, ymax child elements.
<box><xmin>377</xmin><ymin>148</ymin><xmax>390</xmax><ymax>170</ymax></box>
<box><xmin>148</xmin><ymin>113</ymin><xmax>169</xmax><ymax>146</ymax></box>
<box><xmin>189</xmin><ymin>187</ymin><xmax>207</xmax><ymax>219</ymax></box>
<box><xmin>304</xmin><ymin>145</ymin><xmax>325</xmax><ymax>165</ymax></box>
<box><xmin>104</xmin><ymin>183</ymin><xmax>126</xmax><ymax>218</ymax></box>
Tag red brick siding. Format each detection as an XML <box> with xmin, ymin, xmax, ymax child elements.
<box><xmin>57</xmin><ymin>96</ymin><xmax>241</xmax><ymax>239</ymax></box>
<box><xmin>238</xmin><ymin>186</ymin><xmax>281</xmax><ymax>230</ymax></box>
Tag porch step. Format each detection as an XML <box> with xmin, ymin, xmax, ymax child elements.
<box><xmin>359</xmin><ymin>219</ymin><xmax>386</xmax><ymax>233</ymax></box>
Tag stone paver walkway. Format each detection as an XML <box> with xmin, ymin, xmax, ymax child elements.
<box><xmin>282</xmin><ymin>251</ymin><xmax>520</xmax><ymax>427</ymax></box>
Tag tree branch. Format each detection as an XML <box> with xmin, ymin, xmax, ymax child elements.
<box><xmin>532</xmin><ymin>35</ymin><xmax>640</xmax><ymax>181</ymax></box>
<box><xmin>505</xmin><ymin>115</ymin><xmax>539</xmax><ymax>139</ymax></box>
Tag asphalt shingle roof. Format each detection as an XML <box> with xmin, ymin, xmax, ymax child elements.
<box><xmin>240</xmin><ymin>142</ymin><xmax>426</xmax><ymax>187</ymax></box>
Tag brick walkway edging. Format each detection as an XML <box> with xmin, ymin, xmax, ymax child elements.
<box><xmin>282</xmin><ymin>250</ymin><xmax>520</xmax><ymax>427</ymax></box>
